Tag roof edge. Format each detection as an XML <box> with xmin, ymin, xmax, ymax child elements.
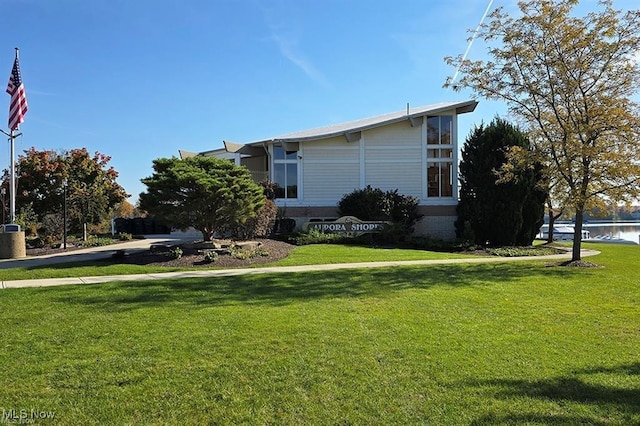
<box><xmin>249</xmin><ymin>100</ymin><xmax>478</xmax><ymax>145</ymax></box>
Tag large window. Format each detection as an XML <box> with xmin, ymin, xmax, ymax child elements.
<box><xmin>273</xmin><ymin>145</ymin><xmax>298</xmax><ymax>199</ymax></box>
<box><xmin>426</xmin><ymin>116</ymin><xmax>454</xmax><ymax>198</ymax></box>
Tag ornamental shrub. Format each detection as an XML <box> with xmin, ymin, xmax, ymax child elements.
<box><xmin>233</xmin><ymin>198</ymin><xmax>278</xmax><ymax>240</ymax></box>
<box><xmin>337</xmin><ymin>186</ymin><xmax>422</xmax><ymax>240</ymax></box>
<box><xmin>139</xmin><ymin>156</ymin><xmax>265</xmax><ymax>242</ymax></box>
<box><xmin>203</xmin><ymin>250</ymin><xmax>218</xmax><ymax>263</ymax></box>
<box><xmin>337</xmin><ymin>186</ymin><xmax>386</xmax><ymax>221</ymax></box>
<box><xmin>118</xmin><ymin>232</ymin><xmax>133</xmax><ymax>241</ymax></box>
<box><xmin>293</xmin><ymin>228</ymin><xmax>347</xmax><ymax>245</ymax></box>
<box><xmin>169</xmin><ymin>246</ymin><xmax>183</xmax><ymax>259</ymax></box>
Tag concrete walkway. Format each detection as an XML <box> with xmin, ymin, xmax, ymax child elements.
<box><xmin>0</xmin><ymin>232</ymin><xmax>201</xmax><ymax>270</ymax></box>
<box><xmin>0</xmin><ymin>234</ymin><xmax>600</xmax><ymax>289</ymax></box>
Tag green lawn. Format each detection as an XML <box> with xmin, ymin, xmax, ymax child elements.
<box><xmin>0</xmin><ymin>244</ymin><xmax>638</xmax><ymax>424</ymax></box>
<box><xmin>268</xmin><ymin>243</ymin><xmax>474</xmax><ymax>266</ymax></box>
<box><xmin>0</xmin><ymin>244</ymin><xmax>476</xmax><ymax>282</ymax></box>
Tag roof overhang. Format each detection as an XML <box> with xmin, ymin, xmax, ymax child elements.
<box><xmin>249</xmin><ymin>99</ymin><xmax>478</xmax><ymax>146</ymax></box>
<box><xmin>224</xmin><ymin>140</ymin><xmax>266</xmax><ymax>157</ymax></box>
<box><xmin>181</xmin><ymin>100</ymin><xmax>478</xmax><ymax>157</ymax></box>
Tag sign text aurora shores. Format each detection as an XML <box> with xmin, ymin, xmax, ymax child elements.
<box><xmin>303</xmin><ymin>216</ymin><xmax>390</xmax><ymax>236</ymax></box>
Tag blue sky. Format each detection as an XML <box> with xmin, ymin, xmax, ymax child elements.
<box><xmin>1</xmin><ymin>0</ymin><xmax>637</xmax><ymax>203</ymax></box>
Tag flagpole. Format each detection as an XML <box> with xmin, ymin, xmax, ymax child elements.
<box><xmin>0</xmin><ymin>48</ymin><xmax>26</xmax><ymax>259</ymax></box>
<box><xmin>1</xmin><ymin>48</ymin><xmax>21</xmax><ymax>225</ymax></box>
<box><xmin>0</xmin><ymin>128</ymin><xmax>18</xmax><ymax>224</ymax></box>
<box><xmin>9</xmin><ymin>128</ymin><xmax>16</xmax><ymax>223</ymax></box>
<box><xmin>9</xmin><ymin>48</ymin><xmax>17</xmax><ymax>224</ymax></box>
<box><xmin>10</xmin><ymin>48</ymin><xmax>16</xmax><ymax>224</ymax></box>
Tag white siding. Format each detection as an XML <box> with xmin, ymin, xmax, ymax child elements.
<box><xmin>365</xmin><ymin>163</ymin><xmax>422</xmax><ymax>196</ymax></box>
<box><xmin>362</xmin><ymin>120</ymin><xmax>422</xmax><ymax>197</ymax></box>
<box><xmin>302</xmin><ymin>136</ymin><xmax>360</xmax><ymax>201</ymax></box>
<box><xmin>304</xmin><ymin>163</ymin><xmax>360</xmax><ymax>201</ymax></box>
<box><xmin>364</xmin><ymin>121</ymin><xmax>421</xmax><ymax>148</ymax></box>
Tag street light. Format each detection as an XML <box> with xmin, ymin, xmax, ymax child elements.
<box><xmin>62</xmin><ymin>178</ymin><xmax>68</xmax><ymax>250</ymax></box>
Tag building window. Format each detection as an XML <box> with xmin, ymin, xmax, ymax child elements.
<box><xmin>273</xmin><ymin>145</ymin><xmax>298</xmax><ymax>199</ymax></box>
<box><xmin>426</xmin><ymin>116</ymin><xmax>454</xmax><ymax>198</ymax></box>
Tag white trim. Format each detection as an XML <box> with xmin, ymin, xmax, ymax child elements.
<box><xmin>298</xmin><ymin>144</ymin><xmax>304</xmax><ymax>200</ymax></box>
<box><xmin>423</xmin><ymin>114</ymin><xmax>458</xmax><ymax>201</ymax></box>
<box><xmin>275</xmin><ymin>199</ymin><xmax>458</xmax><ymax>208</ymax></box>
<box><xmin>365</xmin><ymin>145</ymin><xmax>421</xmax><ymax>150</ymax></box>
<box><xmin>271</xmin><ymin>144</ymin><xmax>301</xmax><ymax>201</ymax></box>
<box><xmin>366</xmin><ymin>159</ymin><xmax>422</xmax><ymax>164</ymax></box>
<box><xmin>421</xmin><ymin>117</ymin><xmax>428</xmax><ymax>199</ymax></box>
<box><xmin>304</xmin><ymin>146</ymin><xmax>358</xmax><ymax>152</ymax></box>
<box><xmin>452</xmin><ymin>112</ymin><xmax>459</xmax><ymax>198</ymax></box>
<box><xmin>359</xmin><ymin>133</ymin><xmax>365</xmax><ymax>188</ymax></box>
<box><xmin>304</xmin><ymin>159</ymin><xmax>360</xmax><ymax>164</ymax></box>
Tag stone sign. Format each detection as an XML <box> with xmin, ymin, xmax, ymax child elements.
<box><xmin>303</xmin><ymin>216</ymin><xmax>389</xmax><ymax>236</ymax></box>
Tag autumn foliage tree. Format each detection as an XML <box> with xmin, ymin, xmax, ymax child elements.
<box><xmin>139</xmin><ymin>156</ymin><xmax>265</xmax><ymax>241</ymax></box>
<box><xmin>446</xmin><ymin>0</ymin><xmax>640</xmax><ymax>261</ymax></box>
<box><xmin>1</xmin><ymin>147</ymin><xmax>128</xmax><ymax>236</ymax></box>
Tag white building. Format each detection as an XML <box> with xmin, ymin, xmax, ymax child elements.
<box><xmin>180</xmin><ymin>100</ymin><xmax>478</xmax><ymax>240</ymax></box>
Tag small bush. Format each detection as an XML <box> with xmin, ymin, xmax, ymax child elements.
<box><xmin>410</xmin><ymin>237</ymin><xmax>479</xmax><ymax>252</ymax></box>
<box><xmin>26</xmin><ymin>237</ymin><xmax>45</xmax><ymax>249</ymax></box>
<box><xmin>42</xmin><ymin>213</ymin><xmax>64</xmax><ymax>241</ymax></box>
<box><xmin>255</xmin><ymin>248</ymin><xmax>270</xmax><ymax>257</ymax></box>
<box><xmin>337</xmin><ymin>185</ymin><xmax>386</xmax><ymax>221</ymax></box>
<box><xmin>230</xmin><ymin>247</ymin><xmax>251</xmax><ymax>260</ymax></box>
<box><xmin>274</xmin><ymin>218</ymin><xmax>296</xmax><ymax>235</ymax></box>
<box><xmin>203</xmin><ymin>250</ymin><xmax>218</xmax><ymax>263</ymax></box>
<box><xmin>233</xmin><ymin>198</ymin><xmax>278</xmax><ymax>239</ymax></box>
<box><xmin>81</xmin><ymin>236</ymin><xmax>116</xmax><ymax>247</ymax></box>
<box><xmin>118</xmin><ymin>232</ymin><xmax>133</xmax><ymax>241</ymax></box>
<box><xmin>169</xmin><ymin>246</ymin><xmax>183</xmax><ymax>259</ymax></box>
<box><xmin>230</xmin><ymin>246</ymin><xmax>270</xmax><ymax>260</ymax></box>
<box><xmin>338</xmin><ymin>186</ymin><xmax>422</xmax><ymax>242</ymax></box>
<box><xmin>486</xmin><ymin>246</ymin><xmax>565</xmax><ymax>257</ymax></box>
<box><xmin>259</xmin><ymin>179</ymin><xmax>278</xmax><ymax>200</ymax></box>
<box><xmin>293</xmin><ymin>229</ymin><xmax>347</xmax><ymax>245</ymax></box>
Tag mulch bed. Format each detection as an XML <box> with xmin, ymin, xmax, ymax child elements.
<box><xmin>29</xmin><ymin>238</ymin><xmax>297</xmax><ymax>269</ymax></box>
<box><xmin>117</xmin><ymin>238</ymin><xmax>297</xmax><ymax>268</ymax></box>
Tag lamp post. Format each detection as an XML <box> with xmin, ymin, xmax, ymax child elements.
<box><xmin>1</xmin><ymin>187</ymin><xmax>5</xmax><ymax>225</ymax></box>
<box><xmin>62</xmin><ymin>178</ymin><xmax>67</xmax><ymax>250</ymax></box>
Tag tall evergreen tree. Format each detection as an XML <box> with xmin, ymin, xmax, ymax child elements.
<box><xmin>456</xmin><ymin>118</ymin><xmax>547</xmax><ymax>246</ymax></box>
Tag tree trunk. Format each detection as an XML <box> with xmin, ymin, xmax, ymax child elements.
<box><xmin>572</xmin><ymin>208</ymin><xmax>584</xmax><ymax>262</ymax></box>
<box><xmin>547</xmin><ymin>206</ymin><xmax>555</xmax><ymax>244</ymax></box>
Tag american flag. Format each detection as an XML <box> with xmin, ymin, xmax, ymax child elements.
<box><xmin>6</xmin><ymin>53</ymin><xmax>28</xmax><ymax>131</ymax></box>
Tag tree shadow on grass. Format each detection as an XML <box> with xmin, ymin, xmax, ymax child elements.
<box><xmin>53</xmin><ymin>262</ymin><xmax>589</xmax><ymax>312</ymax></box>
<box><xmin>467</xmin><ymin>362</ymin><xmax>640</xmax><ymax>425</ymax></box>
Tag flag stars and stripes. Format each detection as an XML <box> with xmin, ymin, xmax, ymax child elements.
<box><xmin>6</xmin><ymin>53</ymin><xmax>28</xmax><ymax>131</ymax></box>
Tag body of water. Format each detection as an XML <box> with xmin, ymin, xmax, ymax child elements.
<box><xmin>583</xmin><ymin>223</ymin><xmax>640</xmax><ymax>244</ymax></box>
<box><xmin>540</xmin><ymin>222</ymin><xmax>640</xmax><ymax>244</ymax></box>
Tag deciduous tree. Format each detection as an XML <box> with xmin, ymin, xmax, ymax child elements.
<box><xmin>1</xmin><ymin>147</ymin><xmax>128</xmax><ymax>235</ymax></box>
<box><xmin>446</xmin><ymin>0</ymin><xmax>640</xmax><ymax>261</ymax></box>
<box><xmin>65</xmin><ymin>148</ymin><xmax>128</xmax><ymax>233</ymax></box>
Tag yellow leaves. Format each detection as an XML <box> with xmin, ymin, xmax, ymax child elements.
<box><xmin>448</xmin><ymin>0</ymin><xmax>640</xmax><ymax>211</ymax></box>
